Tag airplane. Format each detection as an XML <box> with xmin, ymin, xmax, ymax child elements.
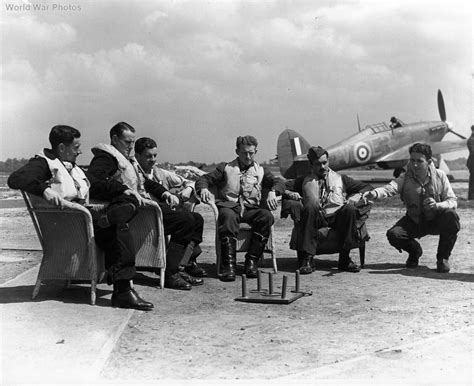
<box><xmin>277</xmin><ymin>90</ymin><xmax>467</xmax><ymax>179</ymax></box>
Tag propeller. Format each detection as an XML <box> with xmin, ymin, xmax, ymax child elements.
<box><xmin>437</xmin><ymin>89</ymin><xmax>446</xmax><ymax>122</ymax></box>
<box><xmin>437</xmin><ymin>89</ymin><xmax>467</xmax><ymax>139</ymax></box>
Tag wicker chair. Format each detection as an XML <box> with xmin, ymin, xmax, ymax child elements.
<box><xmin>88</xmin><ymin>198</ymin><xmax>167</xmax><ymax>289</ymax></box>
<box><xmin>22</xmin><ymin>191</ymin><xmax>105</xmax><ymax>305</ymax></box>
<box><xmin>22</xmin><ymin>192</ymin><xmax>166</xmax><ymax>305</ymax></box>
<box><xmin>281</xmin><ymin>198</ymin><xmax>371</xmax><ymax>267</ymax></box>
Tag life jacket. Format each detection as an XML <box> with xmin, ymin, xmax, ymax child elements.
<box><xmin>400</xmin><ymin>163</ymin><xmax>443</xmax><ymax>222</ymax></box>
<box><xmin>218</xmin><ymin>158</ymin><xmax>264</xmax><ymax>206</ymax></box>
<box><xmin>322</xmin><ymin>169</ymin><xmax>345</xmax><ymax>215</ymax></box>
<box><xmin>302</xmin><ymin>169</ymin><xmax>345</xmax><ymax>217</ymax></box>
<box><xmin>92</xmin><ymin>144</ymin><xmax>149</xmax><ymax>198</ymax></box>
<box><xmin>37</xmin><ymin>150</ymin><xmax>89</xmax><ymax>202</ymax></box>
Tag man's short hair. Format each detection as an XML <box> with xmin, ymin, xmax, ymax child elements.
<box><xmin>110</xmin><ymin>122</ymin><xmax>135</xmax><ymax>139</ymax></box>
<box><xmin>135</xmin><ymin>137</ymin><xmax>157</xmax><ymax>155</ymax></box>
<box><xmin>49</xmin><ymin>125</ymin><xmax>81</xmax><ymax>150</ymax></box>
<box><xmin>236</xmin><ymin>135</ymin><xmax>258</xmax><ymax>149</ymax></box>
<box><xmin>409</xmin><ymin>143</ymin><xmax>432</xmax><ymax>160</ymax></box>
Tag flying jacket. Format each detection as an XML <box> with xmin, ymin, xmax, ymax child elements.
<box><xmin>372</xmin><ymin>163</ymin><xmax>457</xmax><ymax>224</ymax></box>
<box><xmin>87</xmin><ymin>146</ymin><xmax>167</xmax><ymax>201</ymax></box>
<box><xmin>36</xmin><ymin>150</ymin><xmax>89</xmax><ymax>202</ymax></box>
<box><xmin>196</xmin><ymin>158</ymin><xmax>285</xmax><ymax>209</ymax></box>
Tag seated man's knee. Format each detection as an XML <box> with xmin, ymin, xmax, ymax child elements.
<box><xmin>178</xmin><ymin>212</ymin><xmax>195</xmax><ymax>231</ymax></box>
<box><xmin>259</xmin><ymin>209</ymin><xmax>274</xmax><ymax>224</ymax></box>
<box><xmin>303</xmin><ymin>201</ymin><xmax>319</xmax><ymax>212</ymax></box>
<box><xmin>192</xmin><ymin>212</ymin><xmax>204</xmax><ymax>228</ymax></box>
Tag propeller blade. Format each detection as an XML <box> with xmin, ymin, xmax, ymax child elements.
<box><xmin>447</xmin><ymin>128</ymin><xmax>467</xmax><ymax>140</ymax></box>
<box><xmin>437</xmin><ymin>89</ymin><xmax>446</xmax><ymax>122</ymax></box>
<box><xmin>357</xmin><ymin>114</ymin><xmax>361</xmax><ymax>132</ymax></box>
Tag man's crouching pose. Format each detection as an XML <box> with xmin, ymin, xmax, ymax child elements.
<box><xmin>363</xmin><ymin>143</ymin><xmax>460</xmax><ymax>273</ymax></box>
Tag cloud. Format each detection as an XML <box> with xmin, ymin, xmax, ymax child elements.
<box><xmin>2</xmin><ymin>14</ymin><xmax>76</xmax><ymax>55</ymax></box>
<box><xmin>0</xmin><ymin>0</ymin><xmax>471</xmax><ymax>163</ymax></box>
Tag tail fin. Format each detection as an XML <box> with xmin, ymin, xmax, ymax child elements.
<box><xmin>277</xmin><ymin>129</ymin><xmax>311</xmax><ymax>178</ymax></box>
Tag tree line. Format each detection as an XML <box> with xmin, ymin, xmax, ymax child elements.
<box><xmin>0</xmin><ymin>157</ymin><xmax>466</xmax><ymax>173</ymax></box>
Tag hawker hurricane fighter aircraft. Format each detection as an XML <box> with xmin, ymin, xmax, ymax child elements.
<box><xmin>277</xmin><ymin>90</ymin><xmax>466</xmax><ymax>179</ymax></box>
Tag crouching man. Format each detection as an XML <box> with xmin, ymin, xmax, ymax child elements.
<box><xmin>363</xmin><ymin>143</ymin><xmax>460</xmax><ymax>273</ymax></box>
<box><xmin>196</xmin><ymin>135</ymin><xmax>285</xmax><ymax>281</ymax></box>
<box><xmin>8</xmin><ymin>125</ymin><xmax>154</xmax><ymax>310</ymax></box>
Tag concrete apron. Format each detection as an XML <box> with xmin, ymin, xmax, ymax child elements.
<box><xmin>0</xmin><ymin>265</ymin><xmax>133</xmax><ymax>384</ymax></box>
<box><xmin>280</xmin><ymin>325</ymin><xmax>474</xmax><ymax>383</ymax></box>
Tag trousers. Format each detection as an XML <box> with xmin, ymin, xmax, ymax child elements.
<box><xmin>386</xmin><ymin>209</ymin><xmax>460</xmax><ymax>260</ymax></box>
<box><xmin>297</xmin><ymin>201</ymin><xmax>359</xmax><ymax>255</ymax></box>
<box><xmin>217</xmin><ymin>204</ymin><xmax>273</xmax><ymax>239</ymax></box>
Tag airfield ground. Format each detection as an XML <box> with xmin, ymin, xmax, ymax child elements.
<box><xmin>0</xmin><ymin>177</ymin><xmax>472</xmax><ymax>384</ymax></box>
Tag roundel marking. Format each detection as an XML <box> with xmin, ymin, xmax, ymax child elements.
<box><xmin>353</xmin><ymin>142</ymin><xmax>372</xmax><ymax>164</ymax></box>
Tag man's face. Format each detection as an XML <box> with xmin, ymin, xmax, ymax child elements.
<box><xmin>135</xmin><ymin>147</ymin><xmax>158</xmax><ymax>173</ymax></box>
<box><xmin>409</xmin><ymin>152</ymin><xmax>430</xmax><ymax>177</ymax></box>
<box><xmin>311</xmin><ymin>154</ymin><xmax>329</xmax><ymax>179</ymax></box>
<box><xmin>112</xmin><ymin>129</ymin><xmax>135</xmax><ymax>158</ymax></box>
<box><xmin>60</xmin><ymin>138</ymin><xmax>82</xmax><ymax>164</ymax></box>
<box><xmin>236</xmin><ymin>144</ymin><xmax>257</xmax><ymax>167</ymax></box>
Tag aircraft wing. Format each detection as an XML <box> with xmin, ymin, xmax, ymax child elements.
<box><xmin>376</xmin><ymin>140</ymin><xmax>467</xmax><ymax>163</ymax></box>
<box><xmin>428</xmin><ymin>140</ymin><xmax>467</xmax><ymax>155</ymax></box>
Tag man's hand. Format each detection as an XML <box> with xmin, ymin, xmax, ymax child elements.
<box><xmin>266</xmin><ymin>191</ymin><xmax>278</xmax><ymax>211</ymax></box>
<box><xmin>123</xmin><ymin>189</ymin><xmax>145</xmax><ymax>206</ymax></box>
<box><xmin>162</xmin><ymin>192</ymin><xmax>180</xmax><ymax>209</ymax></box>
<box><xmin>179</xmin><ymin>186</ymin><xmax>193</xmax><ymax>201</ymax></box>
<box><xmin>285</xmin><ymin>190</ymin><xmax>302</xmax><ymax>201</ymax></box>
<box><xmin>362</xmin><ymin>190</ymin><xmax>377</xmax><ymax>202</ymax></box>
<box><xmin>43</xmin><ymin>188</ymin><xmax>63</xmax><ymax>208</ymax></box>
<box><xmin>199</xmin><ymin>188</ymin><xmax>214</xmax><ymax>204</ymax></box>
<box><xmin>423</xmin><ymin>197</ymin><xmax>438</xmax><ymax>211</ymax></box>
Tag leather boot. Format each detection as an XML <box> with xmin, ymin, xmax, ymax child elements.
<box><xmin>178</xmin><ymin>269</ymin><xmax>204</xmax><ymax>286</ymax></box>
<box><xmin>166</xmin><ymin>242</ymin><xmax>187</xmax><ymax>274</ymax></box>
<box><xmin>112</xmin><ymin>280</ymin><xmax>154</xmax><ymax>310</ymax></box>
<box><xmin>406</xmin><ymin>242</ymin><xmax>423</xmax><ymax>268</ymax></box>
<box><xmin>220</xmin><ymin>236</ymin><xmax>237</xmax><ymax>282</ymax></box>
<box><xmin>436</xmin><ymin>258</ymin><xmax>450</xmax><ymax>273</ymax></box>
<box><xmin>297</xmin><ymin>250</ymin><xmax>313</xmax><ymax>275</ymax></box>
<box><xmin>338</xmin><ymin>250</ymin><xmax>360</xmax><ymax>272</ymax></box>
<box><xmin>244</xmin><ymin>233</ymin><xmax>268</xmax><ymax>278</ymax></box>
<box><xmin>165</xmin><ymin>242</ymin><xmax>192</xmax><ymax>290</ymax></box>
<box><xmin>184</xmin><ymin>243</ymin><xmax>208</xmax><ymax>277</ymax></box>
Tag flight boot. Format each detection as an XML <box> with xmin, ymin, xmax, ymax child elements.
<box><xmin>183</xmin><ymin>242</ymin><xmax>208</xmax><ymax>277</ymax></box>
<box><xmin>244</xmin><ymin>233</ymin><xmax>268</xmax><ymax>278</ymax></box>
<box><xmin>436</xmin><ymin>258</ymin><xmax>450</xmax><ymax>273</ymax></box>
<box><xmin>165</xmin><ymin>242</ymin><xmax>192</xmax><ymax>290</ymax></box>
<box><xmin>220</xmin><ymin>236</ymin><xmax>237</xmax><ymax>282</ymax></box>
<box><xmin>338</xmin><ymin>250</ymin><xmax>360</xmax><ymax>272</ymax></box>
<box><xmin>406</xmin><ymin>242</ymin><xmax>423</xmax><ymax>268</ymax></box>
<box><xmin>297</xmin><ymin>250</ymin><xmax>314</xmax><ymax>274</ymax></box>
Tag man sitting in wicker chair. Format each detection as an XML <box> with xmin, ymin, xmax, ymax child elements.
<box><xmin>8</xmin><ymin>125</ymin><xmax>154</xmax><ymax>310</ymax></box>
<box><xmin>87</xmin><ymin>122</ymin><xmax>203</xmax><ymax>291</ymax></box>
<box><xmin>134</xmin><ymin>137</ymin><xmax>207</xmax><ymax>278</ymax></box>
<box><xmin>283</xmin><ymin>146</ymin><xmax>373</xmax><ymax>273</ymax></box>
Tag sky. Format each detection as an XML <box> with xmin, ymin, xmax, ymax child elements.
<box><xmin>1</xmin><ymin>0</ymin><xmax>473</xmax><ymax>165</ymax></box>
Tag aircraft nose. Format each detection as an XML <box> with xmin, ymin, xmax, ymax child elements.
<box><xmin>446</xmin><ymin>121</ymin><xmax>454</xmax><ymax>130</ymax></box>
